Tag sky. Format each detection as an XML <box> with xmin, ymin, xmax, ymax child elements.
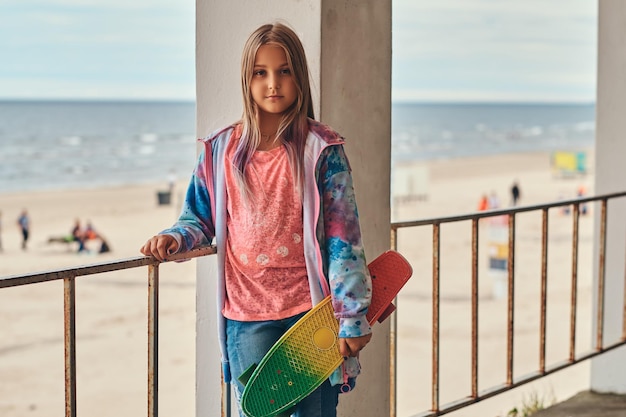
<box><xmin>0</xmin><ymin>0</ymin><xmax>598</xmax><ymax>103</ymax></box>
<box><xmin>392</xmin><ymin>0</ymin><xmax>598</xmax><ymax>103</ymax></box>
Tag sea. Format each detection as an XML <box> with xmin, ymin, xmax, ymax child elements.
<box><xmin>0</xmin><ymin>100</ymin><xmax>595</xmax><ymax>194</ymax></box>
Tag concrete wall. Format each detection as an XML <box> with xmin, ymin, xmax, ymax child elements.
<box><xmin>195</xmin><ymin>1</ymin><xmax>392</xmax><ymax>415</ymax></box>
<box><xmin>590</xmin><ymin>0</ymin><xmax>626</xmax><ymax>394</ymax></box>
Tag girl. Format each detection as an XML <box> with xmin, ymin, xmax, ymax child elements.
<box><xmin>140</xmin><ymin>22</ymin><xmax>372</xmax><ymax>417</ymax></box>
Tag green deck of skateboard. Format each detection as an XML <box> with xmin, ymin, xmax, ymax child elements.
<box><xmin>240</xmin><ymin>296</ymin><xmax>340</xmax><ymax>417</ymax></box>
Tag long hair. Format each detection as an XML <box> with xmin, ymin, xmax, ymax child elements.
<box><xmin>234</xmin><ymin>22</ymin><xmax>314</xmax><ymax>202</ymax></box>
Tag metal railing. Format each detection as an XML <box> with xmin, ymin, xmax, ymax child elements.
<box><xmin>2</xmin><ymin>192</ymin><xmax>626</xmax><ymax>417</ymax></box>
<box><xmin>0</xmin><ymin>246</ymin><xmax>216</xmax><ymax>417</ymax></box>
<box><xmin>390</xmin><ymin>191</ymin><xmax>626</xmax><ymax>417</ymax></box>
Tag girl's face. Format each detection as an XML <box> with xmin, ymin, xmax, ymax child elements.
<box><xmin>250</xmin><ymin>45</ymin><xmax>298</xmax><ymax>120</ymax></box>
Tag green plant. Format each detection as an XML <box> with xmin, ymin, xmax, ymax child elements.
<box><xmin>506</xmin><ymin>389</ymin><xmax>556</xmax><ymax>417</ymax></box>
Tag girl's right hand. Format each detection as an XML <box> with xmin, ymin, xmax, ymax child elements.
<box><xmin>140</xmin><ymin>235</ymin><xmax>179</xmax><ymax>262</ymax></box>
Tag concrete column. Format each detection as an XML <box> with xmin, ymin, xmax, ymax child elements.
<box><xmin>590</xmin><ymin>0</ymin><xmax>626</xmax><ymax>394</ymax></box>
<box><xmin>319</xmin><ymin>4</ymin><xmax>392</xmax><ymax>416</ymax></box>
<box><xmin>195</xmin><ymin>1</ymin><xmax>392</xmax><ymax>416</ymax></box>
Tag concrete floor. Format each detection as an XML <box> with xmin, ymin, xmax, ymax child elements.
<box><xmin>532</xmin><ymin>391</ymin><xmax>626</xmax><ymax>417</ymax></box>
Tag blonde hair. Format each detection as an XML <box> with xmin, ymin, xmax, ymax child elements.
<box><xmin>234</xmin><ymin>22</ymin><xmax>314</xmax><ymax>201</ymax></box>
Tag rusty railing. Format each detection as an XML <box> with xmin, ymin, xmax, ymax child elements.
<box><xmin>0</xmin><ymin>246</ymin><xmax>216</xmax><ymax>417</ymax></box>
<box><xmin>390</xmin><ymin>191</ymin><xmax>626</xmax><ymax>417</ymax></box>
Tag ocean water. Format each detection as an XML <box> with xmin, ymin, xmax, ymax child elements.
<box><xmin>0</xmin><ymin>101</ymin><xmax>595</xmax><ymax>194</ymax></box>
<box><xmin>0</xmin><ymin>100</ymin><xmax>197</xmax><ymax>194</ymax></box>
<box><xmin>391</xmin><ymin>102</ymin><xmax>595</xmax><ymax>163</ymax></box>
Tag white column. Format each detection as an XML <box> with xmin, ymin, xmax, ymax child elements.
<box><xmin>590</xmin><ymin>0</ymin><xmax>626</xmax><ymax>394</ymax></box>
<box><xmin>195</xmin><ymin>1</ymin><xmax>392</xmax><ymax>416</ymax></box>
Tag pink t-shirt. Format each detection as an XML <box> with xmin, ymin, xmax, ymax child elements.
<box><xmin>222</xmin><ymin>138</ymin><xmax>312</xmax><ymax>321</ymax></box>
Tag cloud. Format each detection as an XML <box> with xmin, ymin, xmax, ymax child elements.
<box><xmin>392</xmin><ymin>0</ymin><xmax>598</xmax><ymax>102</ymax></box>
<box><xmin>0</xmin><ymin>0</ymin><xmax>195</xmax><ymax>100</ymax></box>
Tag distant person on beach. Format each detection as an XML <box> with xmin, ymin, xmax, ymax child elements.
<box><xmin>510</xmin><ymin>181</ymin><xmax>521</xmax><ymax>206</ymax></box>
<box><xmin>84</xmin><ymin>221</ymin><xmax>98</xmax><ymax>240</ymax></box>
<box><xmin>75</xmin><ymin>220</ymin><xmax>111</xmax><ymax>254</ymax></box>
<box><xmin>488</xmin><ymin>191</ymin><xmax>500</xmax><ymax>209</ymax></box>
<box><xmin>140</xmin><ymin>23</ymin><xmax>372</xmax><ymax>417</ymax></box>
<box><xmin>167</xmin><ymin>169</ymin><xmax>177</xmax><ymax>194</ymax></box>
<box><xmin>83</xmin><ymin>221</ymin><xmax>111</xmax><ymax>253</ymax></box>
<box><xmin>71</xmin><ymin>218</ymin><xmax>86</xmax><ymax>252</ymax></box>
<box><xmin>478</xmin><ymin>194</ymin><xmax>489</xmax><ymax>211</ymax></box>
<box><xmin>17</xmin><ymin>209</ymin><xmax>30</xmax><ymax>250</ymax></box>
<box><xmin>47</xmin><ymin>219</ymin><xmax>111</xmax><ymax>254</ymax></box>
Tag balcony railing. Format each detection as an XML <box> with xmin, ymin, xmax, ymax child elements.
<box><xmin>1</xmin><ymin>192</ymin><xmax>625</xmax><ymax>417</ymax></box>
<box><xmin>0</xmin><ymin>246</ymin><xmax>216</xmax><ymax>417</ymax></box>
<box><xmin>390</xmin><ymin>191</ymin><xmax>626</xmax><ymax>417</ymax></box>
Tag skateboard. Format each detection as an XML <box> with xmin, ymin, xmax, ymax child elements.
<box><xmin>238</xmin><ymin>250</ymin><xmax>413</xmax><ymax>417</ymax></box>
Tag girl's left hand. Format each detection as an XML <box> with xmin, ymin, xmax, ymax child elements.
<box><xmin>339</xmin><ymin>333</ymin><xmax>373</xmax><ymax>358</ymax></box>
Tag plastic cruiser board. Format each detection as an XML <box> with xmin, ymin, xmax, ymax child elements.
<box><xmin>238</xmin><ymin>250</ymin><xmax>413</xmax><ymax>417</ymax></box>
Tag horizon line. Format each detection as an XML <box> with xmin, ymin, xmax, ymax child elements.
<box><xmin>0</xmin><ymin>97</ymin><xmax>596</xmax><ymax>106</ymax></box>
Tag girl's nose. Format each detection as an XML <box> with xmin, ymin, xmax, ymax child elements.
<box><xmin>268</xmin><ymin>75</ymin><xmax>280</xmax><ymax>90</ymax></box>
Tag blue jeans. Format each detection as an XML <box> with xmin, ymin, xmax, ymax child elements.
<box><xmin>226</xmin><ymin>314</ymin><xmax>341</xmax><ymax>417</ymax></box>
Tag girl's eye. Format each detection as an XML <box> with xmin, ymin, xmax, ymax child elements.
<box><xmin>254</xmin><ymin>70</ymin><xmax>266</xmax><ymax>76</ymax></box>
<box><xmin>280</xmin><ymin>69</ymin><xmax>291</xmax><ymax>75</ymax></box>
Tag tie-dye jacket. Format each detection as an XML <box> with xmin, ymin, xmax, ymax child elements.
<box><xmin>159</xmin><ymin>119</ymin><xmax>372</xmax><ymax>385</ymax></box>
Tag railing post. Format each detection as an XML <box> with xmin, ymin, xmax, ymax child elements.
<box><xmin>148</xmin><ymin>264</ymin><xmax>159</xmax><ymax>417</ymax></box>
<box><xmin>432</xmin><ymin>223</ymin><xmax>440</xmax><ymax>412</ymax></box>
<box><xmin>64</xmin><ymin>275</ymin><xmax>77</xmax><ymax>417</ymax></box>
<box><xmin>570</xmin><ymin>204</ymin><xmax>580</xmax><ymax>362</ymax></box>
<box><xmin>506</xmin><ymin>214</ymin><xmax>516</xmax><ymax>386</ymax></box>
<box><xmin>539</xmin><ymin>208</ymin><xmax>549</xmax><ymax>374</ymax></box>
<box><xmin>596</xmin><ymin>199</ymin><xmax>608</xmax><ymax>350</ymax></box>
<box><xmin>471</xmin><ymin>218</ymin><xmax>479</xmax><ymax>399</ymax></box>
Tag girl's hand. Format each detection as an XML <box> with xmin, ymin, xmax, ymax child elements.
<box><xmin>140</xmin><ymin>235</ymin><xmax>179</xmax><ymax>262</ymax></box>
<box><xmin>339</xmin><ymin>333</ymin><xmax>373</xmax><ymax>358</ymax></box>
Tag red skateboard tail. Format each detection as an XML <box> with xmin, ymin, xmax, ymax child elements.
<box><xmin>366</xmin><ymin>250</ymin><xmax>413</xmax><ymax>325</ymax></box>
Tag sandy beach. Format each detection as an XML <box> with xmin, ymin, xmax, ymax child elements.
<box><xmin>0</xmin><ymin>149</ymin><xmax>596</xmax><ymax>417</ymax></box>
<box><xmin>392</xmin><ymin>150</ymin><xmax>596</xmax><ymax>416</ymax></box>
